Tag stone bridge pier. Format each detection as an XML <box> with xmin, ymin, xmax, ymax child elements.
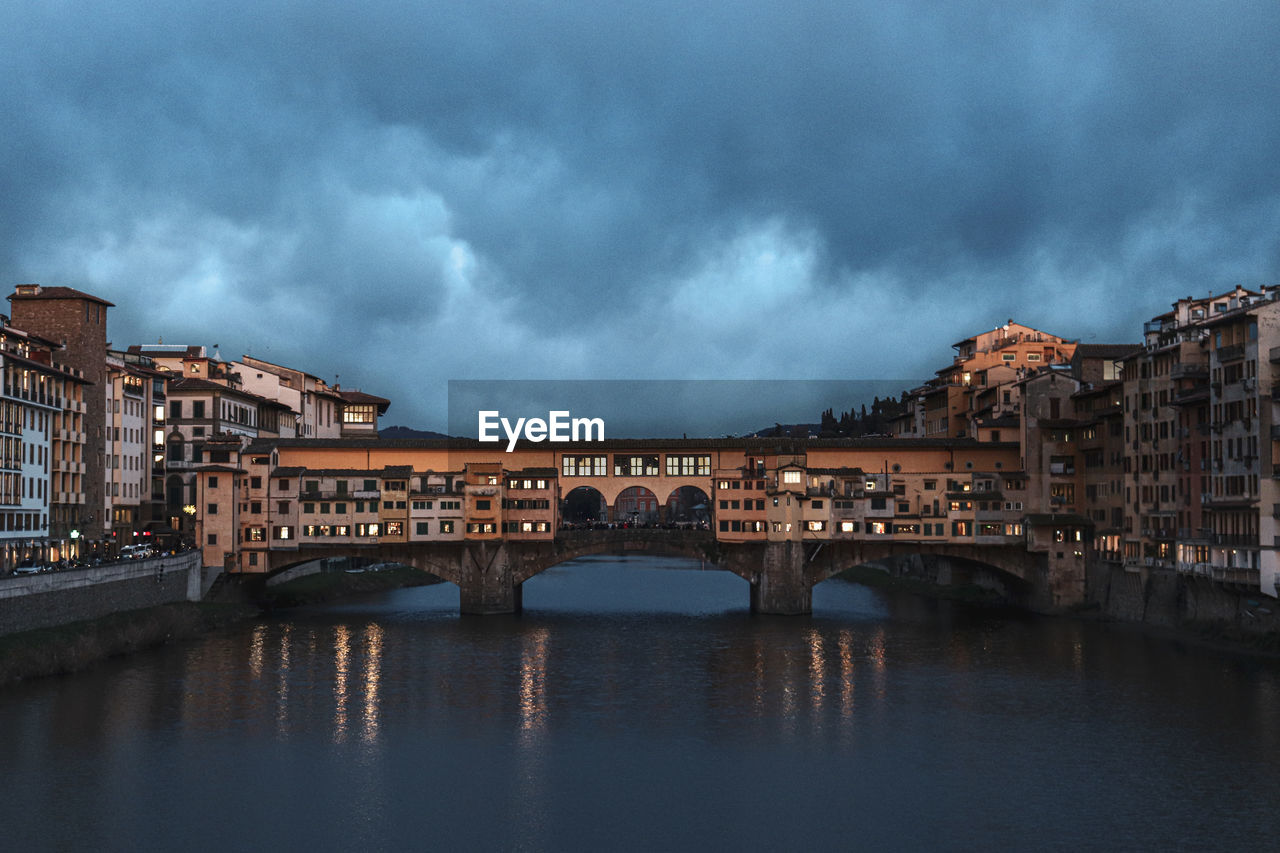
<box><xmin>451</xmin><ymin>536</ymin><xmax>813</xmax><ymax>616</ymax></box>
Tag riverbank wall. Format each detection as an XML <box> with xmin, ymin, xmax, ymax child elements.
<box><xmin>1084</xmin><ymin>560</ymin><xmax>1280</xmax><ymax>648</ymax></box>
<box><xmin>0</xmin><ymin>552</ymin><xmax>206</xmax><ymax>637</ymax></box>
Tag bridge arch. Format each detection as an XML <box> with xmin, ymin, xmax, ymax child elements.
<box><xmin>665</xmin><ymin>485</ymin><xmax>711</xmax><ymax>525</ymax></box>
<box><xmin>615</xmin><ymin>486</ymin><xmax>660</xmax><ymax>524</ymax></box>
<box><xmin>808</xmin><ymin>542</ymin><xmax>1042</xmax><ymax>605</ymax></box>
<box><xmin>562</xmin><ymin>486</ymin><xmax>608</xmax><ymax>524</ymax></box>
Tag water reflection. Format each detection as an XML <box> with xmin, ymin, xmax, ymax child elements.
<box><xmin>361</xmin><ymin>623</ymin><xmax>383</xmax><ymax>744</ymax></box>
<box><xmin>7</xmin><ymin>557</ymin><xmax>1280</xmax><ymax>850</ymax></box>
<box><xmin>333</xmin><ymin>624</ymin><xmax>351</xmax><ymax>743</ymax></box>
<box><xmin>276</xmin><ymin>623</ymin><xmax>291</xmax><ymax>737</ymax></box>
<box><xmin>518</xmin><ymin>626</ymin><xmax>549</xmax><ymax>736</ymax></box>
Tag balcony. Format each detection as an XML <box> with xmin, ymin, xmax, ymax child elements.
<box><xmin>1170</xmin><ymin>362</ymin><xmax>1208</xmax><ymax>380</ymax></box>
<box><xmin>1212</xmin><ymin>533</ymin><xmax>1257</xmax><ymax>547</ymax></box>
<box><xmin>1217</xmin><ymin>343</ymin><xmax>1246</xmax><ymax>363</ymax></box>
<box><xmin>1173</xmin><ymin>385</ymin><xmax>1208</xmax><ymax>405</ymax></box>
<box><xmin>300</xmin><ymin>490</ymin><xmax>353</xmax><ymax>501</ymax></box>
<box><xmin>1213</xmin><ymin>565</ymin><xmax>1260</xmax><ymax>586</ymax></box>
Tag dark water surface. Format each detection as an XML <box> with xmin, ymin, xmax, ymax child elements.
<box><xmin>3</xmin><ymin>556</ymin><xmax>1280</xmax><ymax>851</ymax></box>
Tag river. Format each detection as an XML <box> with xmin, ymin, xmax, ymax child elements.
<box><xmin>3</xmin><ymin>555</ymin><xmax>1280</xmax><ymax>851</ymax></box>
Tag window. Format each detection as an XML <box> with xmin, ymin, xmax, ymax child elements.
<box><xmin>416</xmin><ymin>522</ymin><xmax>429</xmax><ymax>535</ymax></box>
<box><xmin>614</xmin><ymin>455</ymin><xmax>660</xmax><ymax>476</ymax></box>
<box><xmin>192</xmin><ymin>401</ymin><xmax>205</xmax><ymax>418</ymax></box>
<box><xmin>207</xmin><ymin>534</ymin><xmax>217</xmax><ymax>545</ymax></box>
<box><xmin>666</xmin><ymin>455</ymin><xmax>711</xmax><ymax>476</ymax></box>
<box><xmin>169</xmin><ymin>400</ymin><xmax>182</xmax><ymax>418</ymax></box>
<box><xmin>207</xmin><ymin>503</ymin><xmax>218</xmax><ymax>514</ymax></box>
<box><xmin>440</xmin><ymin>520</ymin><xmax>455</xmax><ymax>534</ymax></box>
<box><xmin>385</xmin><ymin>521</ymin><xmax>403</xmax><ymax>536</ymax></box>
<box><xmin>364</xmin><ymin>479</ymin><xmax>377</xmax><ymax>491</ymax></box>
<box><xmin>476</xmin><ymin>499</ymin><xmax>491</xmax><ymax>510</ymax></box>
<box><xmin>563</xmin><ymin>455</ymin><xmax>607</xmax><ymax>477</ymax></box>
<box><xmin>782</xmin><ymin>470</ymin><xmax>801</xmax><ymax>484</ymax></box>
<box><xmin>342</xmin><ymin>405</ymin><xmax>376</xmax><ymax>424</ymax></box>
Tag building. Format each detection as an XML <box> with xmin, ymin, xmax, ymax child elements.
<box><xmin>8</xmin><ymin>284</ymin><xmax>111</xmax><ymax>551</ymax></box>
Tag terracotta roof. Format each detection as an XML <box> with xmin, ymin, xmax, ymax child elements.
<box><xmin>256</xmin><ymin>435</ymin><xmax>1021</xmax><ymax>452</ymax></box>
<box><xmin>1073</xmin><ymin>343</ymin><xmax>1141</xmax><ymax>360</ymax></box>
<box><xmin>8</xmin><ymin>285</ymin><xmax>114</xmax><ymax>307</ymax></box>
<box><xmin>169</xmin><ymin>376</ymin><xmax>289</xmax><ymax>409</ymax></box>
<box><xmin>337</xmin><ymin>389</ymin><xmax>390</xmax><ymax>413</ymax></box>
<box><xmin>196</xmin><ymin>464</ymin><xmax>245</xmax><ymax>474</ymax></box>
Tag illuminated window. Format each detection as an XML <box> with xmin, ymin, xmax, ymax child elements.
<box><xmin>342</xmin><ymin>405</ymin><xmax>376</xmax><ymax>424</ymax></box>
<box><xmin>782</xmin><ymin>470</ymin><xmax>801</xmax><ymax>484</ymax></box>
<box><xmin>563</xmin><ymin>455</ymin><xmax>607</xmax><ymax>476</ymax></box>
<box><xmin>665</xmin><ymin>455</ymin><xmax>711</xmax><ymax>476</ymax></box>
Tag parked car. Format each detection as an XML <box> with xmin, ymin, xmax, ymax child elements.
<box><xmin>119</xmin><ymin>545</ymin><xmax>156</xmax><ymax>560</ymax></box>
<box><xmin>13</xmin><ymin>562</ymin><xmax>48</xmax><ymax>575</ymax></box>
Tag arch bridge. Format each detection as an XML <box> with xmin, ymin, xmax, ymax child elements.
<box><xmin>266</xmin><ymin>529</ymin><xmax>1049</xmax><ymax>614</ymax></box>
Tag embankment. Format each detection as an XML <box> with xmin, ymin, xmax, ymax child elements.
<box><xmin>0</xmin><ymin>601</ymin><xmax>259</xmax><ymax>686</ymax></box>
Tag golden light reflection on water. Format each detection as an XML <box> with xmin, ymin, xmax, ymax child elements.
<box><xmin>333</xmin><ymin>625</ymin><xmax>351</xmax><ymax>743</ymax></box>
<box><xmin>807</xmin><ymin>628</ymin><xmax>826</xmax><ymax>714</ymax></box>
<box><xmin>838</xmin><ymin>629</ymin><xmax>855</xmax><ymax>719</ymax></box>
<box><xmin>276</xmin><ymin>624</ymin><xmax>292</xmax><ymax>737</ymax></box>
<box><xmin>361</xmin><ymin>623</ymin><xmax>383</xmax><ymax>744</ymax></box>
<box><xmin>248</xmin><ymin>624</ymin><xmax>266</xmax><ymax>679</ymax></box>
<box><xmin>518</xmin><ymin>627</ymin><xmax>549</xmax><ymax>736</ymax></box>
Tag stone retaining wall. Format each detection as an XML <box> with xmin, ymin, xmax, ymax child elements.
<box><xmin>0</xmin><ymin>552</ymin><xmax>204</xmax><ymax>636</ymax></box>
<box><xmin>1085</xmin><ymin>560</ymin><xmax>1280</xmax><ymax>637</ymax></box>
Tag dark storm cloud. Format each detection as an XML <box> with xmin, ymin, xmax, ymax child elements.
<box><xmin>2</xmin><ymin>1</ymin><xmax>1279</xmax><ymax>429</ymax></box>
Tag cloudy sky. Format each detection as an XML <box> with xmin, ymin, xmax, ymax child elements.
<box><xmin>3</xmin><ymin>1</ymin><xmax>1278</xmax><ymax>432</ymax></box>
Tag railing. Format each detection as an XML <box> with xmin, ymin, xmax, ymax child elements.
<box><xmin>1217</xmin><ymin>343</ymin><xmax>1246</xmax><ymax>363</ymax></box>
<box><xmin>1170</xmin><ymin>362</ymin><xmax>1208</xmax><ymax>379</ymax></box>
